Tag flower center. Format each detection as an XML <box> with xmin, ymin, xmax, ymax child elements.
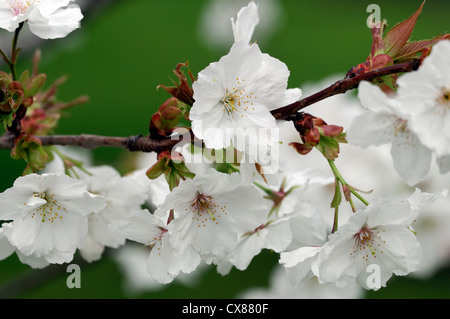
<box><xmin>438</xmin><ymin>87</ymin><xmax>450</xmax><ymax>109</ymax></box>
<box><xmin>220</xmin><ymin>77</ymin><xmax>257</xmax><ymax>118</ymax></box>
<box><xmin>350</xmin><ymin>226</ymin><xmax>386</xmax><ymax>261</ymax></box>
<box><xmin>6</xmin><ymin>0</ymin><xmax>40</xmax><ymax>15</ymax></box>
<box><xmin>221</xmin><ymin>90</ymin><xmax>238</xmax><ymax>115</ymax></box>
<box><xmin>148</xmin><ymin>227</ymin><xmax>168</xmax><ymax>256</ymax></box>
<box><xmin>190</xmin><ymin>193</ymin><xmax>227</xmax><ymax>227</ymax></box>
<box><xmin>30</xmin><ymin>192</ymin><xmax>67</xmax><ymax>223</ymax></box>
<box><xmin>393</xmin><ymin>118</ymin><xmax>408</xmax><ymax>135</ymax></box>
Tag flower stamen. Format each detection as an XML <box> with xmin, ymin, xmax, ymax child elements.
<box><xmin>351</xmin><ymin>227</ymin><xmax>386</xmax><ymax>261</ymax></box>
<box><xmin>6</xmin><ymin>0</ymin><xmax>41</xmax><ymax>15</ymax></box>
<box><xmin>190</xmin><ymin>193</ymin><xmax>227</xmax><ymax>227</ymax></box>
<box><xmin>31</xmin><ymin>192</ymin><xmax>66</xmax><ymax>223</ymax></box>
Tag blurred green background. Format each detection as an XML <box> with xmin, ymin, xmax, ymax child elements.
<box><xmin>0</xmin><ymin>0</ymin><xmax>449</xmax><ymax>299</ymax></box>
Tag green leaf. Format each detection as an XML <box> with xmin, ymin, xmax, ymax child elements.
<box><xmin>316</xmin><ymin>135</ymin><xmax>341</xmax><ymax>161</ymax></box>
<box><xmin>145</xmin><ymin>159</ymin><xmax>166</xmax><ymax>179</ymax></box>
<box><xmin>330</xmin><ymin>180</ymin><xmax>342</xmax><ymax>209</ymax></box>
<box><xmin>19</xmin><ymin>70</ymin><xmax>30</xmax><ymax>89</ymax></box>
<box><xmin>28</xmin><ymin>73</ymin><xmax>46</xmax><ymax>97</ymax></box>
<box><xmin>0</xmin><ymin>112</ymin><xmax>14</xmax><ymax>130</ymax></box>
<box><xmin>11</xmin><ymin>133</ymin><xmax>49</xmax><ymax>174</ymax></box>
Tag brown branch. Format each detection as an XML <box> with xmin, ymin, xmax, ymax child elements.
<box><xmin>270</xmin><ymin>59</ymin><xmax>421</xmax><ymax>121</ymax></box>
<box><xmin>0</xmin><ymin>132</ymin><xmax>190</xmax><ymax>153</ymax></box>
<box><xmin>0</xmin><ymin>60</ymin><xmax>420</xmax><ymax>153</ymax></box>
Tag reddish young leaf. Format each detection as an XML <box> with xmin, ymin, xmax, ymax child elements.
<box><xmin>370</xmin><ymin>54</ymin><xmax>394</xmax><ymax>70</ymax></box>
<box><xmin>369</xmin><ymin>21</ymin><xmax>387</xmax><ymax>57</ymax></box>
<box><xmin>395</xmin><ymin>34</ymin><xmax>450</xmax><ymax>61</ymax></box>
<box><xmin>157</xmin><ymin>62</ymin><xmax>195</xmax><ymax>106</ymax></box>
<box><xmin>383</xmin><ymin>1</ymin><xmax>425</xmax><ymax>57</ymax></box>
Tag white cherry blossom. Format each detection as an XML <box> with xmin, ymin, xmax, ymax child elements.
<box><xmin>111</xmin><ymin>209</ymin><xmax>201</xmax><ymax>284</ymax></box>
<box><xmin>155</xmin><ymin>168</ymin><xmax>268</xmax><ymax>265</ymax></box>
<box><xmin>0</xmin><ymin>173</ymin><xmax>105</xmax><ymax>268</ymax></box>
<box><xmin>314</xmin><ymin>190</ymin><xmax>439</xmax><ymax>290</ymax></box>
<box><xmin>217</xmin><ymin>216</ymin><xmax>292</xmax><ymax>275</ymax></box>
<box><xmin>191</xmin><ymin>41</ymin><xmax>301</xmax><ymax>162</ymax></box>
<box><xmin>240</xmin><ymin>265</ymin><xmax>364</xmax><ymax>299</ymax></box>
<box><xmin>191</xmin><ymin>1</ymin><xmax>300</xmax><ymax>162</ymax></box>
<box><xmin>348</xmin><ymin>80</ymin><xmax>432</xmax><ymax>186</ymax></box>
<box><xmin>397</xmin><ymin>40</ymin><xmax>450</xmax><ymax>161</ymax></box>
<box><xmin>76</xmin><ymin>166</ymin><xmax>148</xmax><ymax>263</ymax></box>
<box><xmin>0</xmin><ymin>0</ymin><xmax>83</xmax><ymax>39</ymax></box>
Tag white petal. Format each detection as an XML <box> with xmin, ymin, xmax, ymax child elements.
<box><xmin>374</xmin><ymin>225</ymin><xmax>422</xmax><ymax>276</ymax></box>
<box><xmin>216</xmin><ymin>260</ymin><xmax>233</xmax><ymax>276</ymax></box>
<box><xmin>357</xmin><ymin>81</ymin><xmax>398</xmax><ymax>114</ymax></box>
<box><xmin>110</xmin><ymin>210</ymin><xmax>166</xmax><ymax>245</ymax></box>
<box><xmin>16</xmin><ymin>251</ymin><xmax>49</xmax><ymax>269</ymax></box>
<box><xmin>279</xmin><ymin>88</ymin><xmax>302</xmax><ymax>106</ymax></box>
<box><xmin>147</xmin><ymin>235</ymin><xmax>200</xmax><ymax>284</ymax></box>
<box><xmin>366</xmin><ymin>197</ymin><xmax>416</xmax><ymax>227</ymax></box>
<box><xmin>411</xmin><ymin>111</ymin><xmax>450</xmax><ymax>157</ymax></box>
<box><xmin>279</xmin><ymin>246</ymin><xmax>321</xmax><ymax>285</ymax></box>
<box><xmin>264</xmin><ymin>218</ymin><xmax>293</xmax><ymax>252</ymax></box>
<box><xmin>7</xmin><ymin>215</ymin><xmax>49</xmax><ymax>256</ymax></box>
<box><xmin>390</xmin><ymin>131</ymin><xmax>432</xmax><ymax>186</ymax></box>
<box><xmin>26</xmin><ymin>195</ymin><xmax>47</xmax><ymax>208</ymax></box>
<box><xmin>28</xmin><ymin>3</ymin><xmax>82</xmax><ymax>39</ymax></box>
<box><xmin>280</xmin><ymin>246</ymin><xmax>321</xmax><ymax>268</ymax></box>
<box><xmin>0</xmin><ymin>187</ymin><xmax>30</xmax><ymax>220</ymax></box>
<box><xmin>0</xmin><ymin>226</ymin><xmax>15</xmax><ymax>260</ymax></box>
<box><xmin>44</xmin><ymin>248</ymin><xmax>75</xmax><ymax>264</ymax></box>
<box><xmin>78</xmin><ymin>232</ymin><xmax>105</xmax><ymax>263</ymax></box>
<box><xmin>288</xmin><ymin>203</ymin><xmax>328</xmax><ymax>247</ymax></box>
<box><xmin>34</xmin><ymin>0</ymin><xmax>73</xmax><ymax>16</ymax></box>
<box><xmin>231</xmin><ymin>1</ymin><xmax>259</xmax><ymax>43</ymax></box>
<box><xmin>228</xmin><ymin>230</ymin><xmax>268</xmax><ymax>271</ymax></box>
<box><xmin>315</xmin><ymin>236</ymin><xmax>357</xmax><ymax>285</ymax></box>
<box><xmin>407</xmin><ymin>188</ymin><xmax>448</xmax><ymax>212</ymax></box>
<box><xmin>347</xmin><ymin>112</ymin><xmax>395</xmax><ymax>147</ymax></box>
<box><xmin>0</xmin><ymin>2</ymin><xmax>21</xmax><ymax>32</ymax></box>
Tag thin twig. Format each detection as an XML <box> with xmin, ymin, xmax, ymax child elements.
<box><xmin>270</xmin><ymin>59</ymin><xmax>421</xmax><ymax>121</ymax></box>
<box><xmin>0</xmin><ymin>132</ymin><xmax>192</xmax><ymax>153</ymax></box>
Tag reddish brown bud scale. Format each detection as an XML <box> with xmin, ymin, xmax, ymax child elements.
<box><xmin>289</xmin><ymin>142</ymin><xmax>313</xmax><ymax>156</ymax></box>
<box><xmin>157</xmin><ymin>62</ymin><xmax>195</xmax><ymax>106</ymax></box>
<box><xmin>320</xmin><ymin>125</ymin><xmax>344</xmax><ymax>138</ymax></box>
<box><xmin>149</xmin><ymin>97</ymin><xmax>185</xmax><ymax>139</ymax></box>
<box><xmin>161</xmin><ymin>106</ymin><xmax>182</xmax><ymax>122</ymax></box>
<box><xmin>8</xmin><ymin>81</ymin><xmax>24</xmax><ymax>92</ymax></box>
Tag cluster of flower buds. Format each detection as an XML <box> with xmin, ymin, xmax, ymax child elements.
<box><xmin>146</xmin><ymin>63</ymin><xmax>198</xmax><ymax>189</ymax></box>
<box><xmin>10</xmin><ymin>132</ymin><xmax>49</xmax><ymax>174</ymax></box>
<box><xmin>1</xmin><ymin>50</ymin><xmax>89</xmax><ymax>175</ymax></box>
<box><xmin>290</xmin><ymin>112</ymin><xmax>347</xmax><ymax>161</ymax></box>
<box><xmin>149</xmin><ymin>97</ymin><xmax>184</xmax><ymax>138</ymax></box>
<box><xmin>0</xmin><ymin>71</ymin><xmax>44</xmax><ymax>131</ymax></box>
<box><xmin>145</xmin><ymin>150</ymin><xmax>195</xmax><ymax>190</ymax></box>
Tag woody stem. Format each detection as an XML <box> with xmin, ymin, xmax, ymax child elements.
<box><xmin>270</xmin><ymin>59</ymin><xmax>421</xmax><ymax>121</ymax></box>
